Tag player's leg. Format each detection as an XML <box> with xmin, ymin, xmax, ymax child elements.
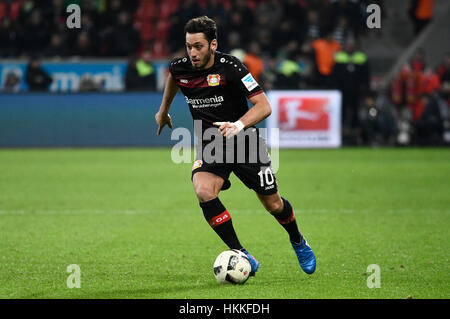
<box><xmin>256</xmin><ymin>191</ymin><xmax>316</xmax><ymax>274</ymax></box>
<box><xmin>256</xmin><ymin>192</ymin><xmax>302</xmax><ymax>244</ymax></box>
<box><xmin>193</xmin><ymin>170</ymin><xmax>260</xmax><ymax>275</ymax></box>
<box><xmin>233</xmin><ymin>159</ymin><xmax>316</xmax><ymax>275</ymax></box>
<box><xmin>193</xmin><ymin>171</ymin><xmax>244</xmax><ymax>250</ymax></box>
<box><xmin>192</xmin><ymin>171</ymin><xmax>224</xmax><ymax>203</ymax></box>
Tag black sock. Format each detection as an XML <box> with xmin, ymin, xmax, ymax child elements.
<box><xmin>271</xmin><ymin>197</ymin><xmax>303</xmax><ymax>244</ymax></box>
<box><xmin>199</xmin><ymin>197</ymin><xmax>243</xmax><ymax>250</ymax></box>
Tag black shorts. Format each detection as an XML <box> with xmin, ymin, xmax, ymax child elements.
<box><xmin>191</xmin><ymin>129</ymin><xmax>278</xmax><ymax>195</ymax></box>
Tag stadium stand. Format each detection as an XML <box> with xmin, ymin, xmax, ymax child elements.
<box><xmin>0</xmin><ymin>0</ymin><xmax>448</xmax><ymax>146</ymax></box>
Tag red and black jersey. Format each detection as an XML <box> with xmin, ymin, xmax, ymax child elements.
<box><xmin>169</xmin><ymin>51</ymin><xmax>263</xmax><ymax>135</ymax></box>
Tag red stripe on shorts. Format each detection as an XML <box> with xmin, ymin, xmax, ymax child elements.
<box><xmin>208</xmin><ymin>210</ymin><xmax>231</xmax><ymax>228</ymax></box>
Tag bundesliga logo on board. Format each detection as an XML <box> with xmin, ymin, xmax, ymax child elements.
<box><xmin>207</xmin><ymin>74</ymin><xmax>220</xmax><ymax>86</ymax></box>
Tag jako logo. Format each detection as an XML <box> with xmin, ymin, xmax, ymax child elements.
<box><xmin>366</xmin><ymin>4</ymin><xmax>381</xmax><ymax>29</ymax></box>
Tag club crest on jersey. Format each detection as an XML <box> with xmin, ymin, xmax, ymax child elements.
<box><xmin>192</xmin><ymin>160</ymin><xmax>203</xmax><ymax>170</ymax></box>
<box><xmin>207</xmin><ymin>74</ymin><xmax>220</xmax><ymax>86</ymax></box>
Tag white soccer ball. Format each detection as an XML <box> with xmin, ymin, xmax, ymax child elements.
<box><xmin>213</xmin><ymin>249</ymin><xmax>251</xmax><ymax>284</ymax></box>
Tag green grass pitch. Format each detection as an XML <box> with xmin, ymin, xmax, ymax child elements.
<box><xmin>0</xmin><ymin>148</ymin><xmax>448</xmax><ymax>299</ymax></box>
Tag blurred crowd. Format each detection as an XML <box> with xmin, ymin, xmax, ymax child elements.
<box><xmin>0</xmin><ymin>0</ymin><xmax>448</xmax><ymax>146</ymax></box>
<box><xmin>0</xmin><ymin>0</ymin><xmax>376</xmax><ymax>59</ymax></box>
<box><xmin>390</xmin><ymin>49</ymin><xmax>450</xmax><ymax>146</ymax></box>
<box><xmin>0</xmin><ymin>0</ymin><xmax>141</xmax><ymax>57</ymax></box>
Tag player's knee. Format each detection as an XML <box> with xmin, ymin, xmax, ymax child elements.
<box><xmin>194</xmin><ymin>186</ymin><xmax>218</xmax><ymax>203</ymax></box>
<box><xmin>266</xmin><ymin>197</ymin><xmax>284</xmax><ymax>214</ymax></box>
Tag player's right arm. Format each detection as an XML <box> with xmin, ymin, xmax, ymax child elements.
<box><xmin>155</xmin><ymin>72</ymin><xmax>179</xmax><ymax>135</ymax></box>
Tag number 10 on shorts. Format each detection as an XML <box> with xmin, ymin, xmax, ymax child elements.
<box><xmin>258</xmin><ymin>167</ymin><xmax>275</xmax><ymax>187</ymax></box>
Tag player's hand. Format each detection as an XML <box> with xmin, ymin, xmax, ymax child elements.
<box><xmin>155</xmin><ymin>111</ymin><xmax>173</xmax><ymax>135</ymax></box>
<box><xmin>213</xmin><ymin>121</ymin><xmax>245</xmax><ymax>139</ymax></box>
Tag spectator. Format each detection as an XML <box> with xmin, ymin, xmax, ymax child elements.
<box><xmin>121</xmin><ymin>0</ymin><xmax>140</xmax><ymax>14</ymax></box>
<box><xmin>332</xmin><ymin>15</ymin><xmax>355</xmax><ymax>47</ymax></box>
<box><xmin>255</xmin><ymin>28</ymin><xmax>275</xmax><ymax>58</ymax></box>
<box><xmin>226</xmin><ymin>31</ymin><xmax>243</xmax><ymax>53</ymax></box>
<box><xmin>272</xmin><ymin>20</ymin><xmax>298</xmax><ymax>54</ymax></box>
<box><xmin>311</xmin><ymin>28</ymin><xmax>341</xmax><ymax>88</ymax></box>
<box><xmin>174</xmin><ymin>0</ymin><xmax>202</xmax><ymax>26</ymax></box>
<box><xmin>282</xmin><ymin>0</ymin><xmax>306</xmax><ymax>31</ymax></box>
<box><xmin>329</xmin><ymin>0</ymin><xmax>362</xmax><ymax>37</ymax></box>
<box><xmin>243</xmin><ymin>41</ymin><xmax>264</xmax><ymax>82</ymax></box>
<box><xmin>255</xmin><ymin>0</ymin><xmax>283</xmax><ymax>30</ymax></box>
<box><xmin>230</xmin><ymin>47</ymin><xmax>246</xmax><ymax>62</ymax></box>
<box><xmin>21</xmin><ymin>9</ymin><xmax>50</xmax><ymax>54</ymax></box>
<box><xmin>437</xmin><ymin>53</ymin><xmax>450</xmax><ymax>84</ymax></box>
<box><xmin>259</xmin><ymin>58</ymin><xmax>280</xmax><ymax>91</ymax></box>
<box><xmin>3</xmin><ymin>71</ymin><xmax>21</xmax><ymax>93</ymax></box>
<box><xmin>167</xmin><ymin>14</ymin><xmax>186</xmax><ymax>54</ymax></box>
<box><xmin>299</xmin><ymin>10</ymin><xmax>322</xmax><ymax>58</ymax></box>
<box><xmin>72</xmin><ymin>31</ymin><xmax>96</xmax><ymax>57</ymax></box>
<box><xmin>227</xmin><ymin>11</ymin><xmax>249</xmax><ymax>45</ymax></box>
<box><xmin>101</xmin><ymin>0</ymin><xmax>124</xmax><ymax>28</ymax></box>
<box><xmin>167</xmin><ymin>1</ymin><xmax>204</xmax><ymax>53</ymax></box>
<box><xmin>332</xmin><ymin>37</ymin><xmax>370</xmax><ymax>139</ymax></box>
<box><xmin>107</xmin><ymin>11</ymin><xmax>140</xmax><ymax>57</ymax></box>
<box><xmin>205</xmin><ymin>0</ymin><xmax>228</xmax><ymax>48</ymax></box>
<box><xmin>17</xmin><ymin>0</ymin><xmax>37</xmax><ymax>26</ymax></box>
<box><xmin>408</xmin><ymin>0</ymin><xmax>434</xmax><ymax>35</ymax></box>
<box><xmin>66</xmin><ymin>12</ymin><xmax>100</xmax><ymax>56</ymax></box>
<box><xmin>303</xmin><ymin>10</ymin><xmax>321</xmax><ymax>43</ymax></box>
<box><xmin>0</xmin><ymin>16</ymin><xmax>20</xmax><ymax>57</ymax></box>
<box><xmin>43</xmin><ymin>0</ymin><xmax>67</xmax><ymax>33</ymax></box>
<box><xmin>358</xmin><ymin>91</ymin><xmax>397</xmax><ymax>146</ymax></box>
<box><xmin>253</xmin><ymin>13</ymin><xmax>274</xmax><ymax>55</ymax></box>
<box><xmin>125</xmin><ymin>50</ymin><xmax>156</xmax><ymax>91</ymax></box>
<box><xmin>391</xmin><ymin>48</ymin><xmax>440</xmax><ymax>122</ymax></box>
<box><xmin>25</xmin><ymin>56</ymin><xmax>53</xmax><ymax>92</ymax></box>
<box><xmin>305</xmin><ymin>0</ymin><xmax>332</xmax><ymax>22</ymax></box>
<box><xmin>276</xmin><ymin>55</ymin><xmax>303</xmax><ymax>89</ymax></box>
<box><xmin>205</xmin><ymin>0</ymin><xmax>228</xmax><ymax>26</ymax></box>
<box><xmin>230</xmin><ymin>0</ymin><xmax>255</xmax><ymax>28</ymax></box>
<box><xmin>359</xmin><ymin>92</ymin><xmax>384</xmax><ymax>146</ymax></box>
<box><xmin>413</xmin><ymin>92</ymin><xmax>445</xmax><ymax>145</ymax></box>
<box><xmin>43</xmin><ymin>33</ymin><xmax>68</xmax><ymax>57</ymax></box>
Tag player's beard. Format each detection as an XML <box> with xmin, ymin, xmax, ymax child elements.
<box><xmin>195</xmin><ymin>47</ymin><xmax>213</xmax><ymax>69</ymax></box>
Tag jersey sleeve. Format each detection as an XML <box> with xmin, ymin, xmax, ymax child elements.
<box><xmin>168</xmin><ymin>56</ymin><xmax>189</xmax><ymax>78</ymax></box>
<box><xmin>226</xmin><ymin>56</ymin><xmax>263</xmax><ymax>99</ymax></box>
<box><xmin>168</xmin><ymin>57</ymin><xmax>180</xmax><ymax>78</ymax></box>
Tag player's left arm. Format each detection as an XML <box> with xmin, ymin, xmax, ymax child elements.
<box><xmin>242</xmin><ymin>91</ymin><xmax>272</xmax><ymax>127</ymax></box>
<box><xmin>215</xmin><ymin>91</ymin><xmax>271</xmax><ymax>138</ymax></box>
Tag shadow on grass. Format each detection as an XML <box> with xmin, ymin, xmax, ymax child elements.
<box><xmin>18</xmin><ymin>276</ymin><xmax>233</xmax><ymax>299</ymax></box>
<box><xmin>16</xmin><ymin>270</ymin><xmax>313</xmax><ymax>299</ymax></box>
<box><xmin>82</xmin><ymin>281</ymin><xmax>225</xmax><ymax>299</ymax></box>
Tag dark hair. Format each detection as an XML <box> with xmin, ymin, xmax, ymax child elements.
<box><xmin>184</xmin><ymin>16</ymin><xmax>217</xmax><ymax>43</ymax></box>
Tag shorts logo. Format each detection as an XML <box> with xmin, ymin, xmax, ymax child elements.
<box><xmin>241</xmin><ymin>73</ymin><xmax>258</xmax><ymax>91</ymax></box>
<box><xmin>207</xmin><ymin>74</ymin><xmax>221</xmax><ymax>86</ymax></box>
<box><xmin>192</xmin><ymin>160</ymin><xmax>203</xmax><ymax>170</ymax></box>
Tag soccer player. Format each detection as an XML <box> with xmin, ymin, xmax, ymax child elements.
<box><xmin>155</xmin><ymin>16</ymin><xmax>316</xmax><ymax>275</ymax></box>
